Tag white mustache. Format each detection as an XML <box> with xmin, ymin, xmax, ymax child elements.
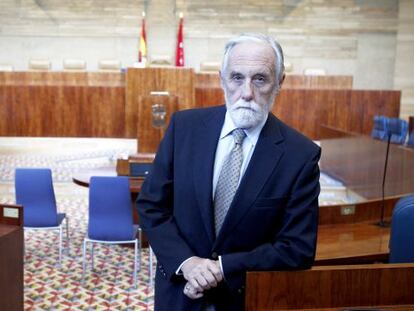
<box><xmin>231</xmin><ymin>100</ymin><xmax>260</xmax><ymax>112</ymax></box>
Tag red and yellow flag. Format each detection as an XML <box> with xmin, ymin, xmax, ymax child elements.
<box><xmin>138</xmin><ymin>12</ymin><xmax>147</xmax><ymax>62</ymax></box>
<box><xmin>175</xmin><ymin>13</ymin><xmax>184</xmax><ymax>67</ymax></box>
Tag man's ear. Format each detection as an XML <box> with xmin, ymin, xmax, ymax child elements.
<box><xmin>279</xmin><ymin>73</ymin><xmax>286</xmax><ymax>88</ymax></box>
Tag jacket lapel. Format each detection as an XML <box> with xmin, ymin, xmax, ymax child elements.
<box><xmin>215</xmin><ymin>114</ymin><xmax>285</xmax><ymax>244</ymax></box>
<box><xmin>192</xmin><ymin>106</ymin><xmax>226</xmax><ymax>245</ymax></box>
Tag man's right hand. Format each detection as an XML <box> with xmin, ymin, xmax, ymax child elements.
<box><xmin>181</xmin><ymin>256</ymin><xmax>223</xmax><ymax>293</ymax></box>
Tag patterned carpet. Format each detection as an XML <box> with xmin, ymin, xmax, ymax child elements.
<box><xmin>0</xmin><ymin>138</ymin><xmax>155</xmax><ymax>311</ymax></box>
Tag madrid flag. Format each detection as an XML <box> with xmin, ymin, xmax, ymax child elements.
<box><xmin>175</xmin><ymin>14</ymin><xmax>184</xmax><ymax>67</ymax></box>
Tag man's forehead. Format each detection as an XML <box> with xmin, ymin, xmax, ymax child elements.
<box><xmin>227</xmin><ymin>41</ymin><xmax>276</xmax><ymax>74</ymax></box>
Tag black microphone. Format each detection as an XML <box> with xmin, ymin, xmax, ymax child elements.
<box><xmin>376</xmin><ymin>118</ymin><xmax>402</xmax><ymax>227</ymax></box>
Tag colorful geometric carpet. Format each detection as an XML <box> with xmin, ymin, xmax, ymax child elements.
<box><xmin>0</xmin><ymin>138</ymin><xmax>155</xmax><ymax>310</ymax></box>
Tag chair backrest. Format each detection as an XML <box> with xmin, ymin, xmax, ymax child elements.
<box><xmin>15</xmin><ymin>168</ymin><xmax>58</xmax><ymax>227</ymax></box>
<box><xmin>0</xmin><ymin>64</ymin><xmax>14</xmax><ymax>71</ymax></box>
<box><xmin>98</xmin><ymin>59</ymin><xmax>121</xmax><ymax>71</ymax></box>
<box><xmin>303</xmin><ymin>68</ymin><xmax>326</xmax><ymax>75</ymax></box>
<box><xmin>88</xmin><ymin>176</ymin><xmax>134</xmax><ymax>241</ymax></box>
<box><xmin>407</xmin><ymin>130</ymin><xmax>414</xmax><ymax>148</ymax></box>
<box><xmin>389</xmin><ymin>194</ymin><xmax>414</xmax><ymax>263</ymax></box>
<box><xmin>63</xmin><ymin>59</ymin><xmax>86</xmax><ymax>71</ymax></box>
<box><xmin>371</xmin><ymin>115</ymin><xmax>388</xmax><ymax>141</ymax></box>
<box><xmin>387</xmin><ymin>117</ymin><xmax>408</xmax><ymax>145</ymax></box>
<box><xmin>28</xmin><ymin>59</ymin><xmax>51</xmax><ymax>71</ymax></box>
<box><xmin>371</xmin><ymin>116</ymin><xmax>408</xmax><ymax>144</ymax></box>
<box><xmin>199</xmin><ymin>61</ymin><xmax>220</xmax><ymax>73</ymax></box>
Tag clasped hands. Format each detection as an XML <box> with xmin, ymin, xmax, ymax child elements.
<box><xmin>181</xmin><ymin>256</ymin><xmax>223</xmax><ymax>299</ymax></box>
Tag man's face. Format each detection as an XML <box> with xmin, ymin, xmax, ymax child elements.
<box><xmin>221</xmin><ymin>41</ymin><xmax>279</xmax><ymax>129</ymax></box>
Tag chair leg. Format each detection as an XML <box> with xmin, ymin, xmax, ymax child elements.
<box><xmin>91</xmin><ymin>243</ymin><xmax>95</xmax><ymax>270</ymax></box>
<box><xmin>134</xmin><ymin>239</ymin><xmax>138</xmax><ymax>288</ymax></box>
<box><xmin>82</xmin><ymin>239</ymin><xmax>87</xmax><ymax>284</ymax></box>
<box><xmin>58</xmin><ymin>226</ymin><xmax>63</xmax><ymax>266</ymax></box>
<box><xmin>65</xmin><ymin>217</ymin><xmax>70</xmax><ymax>256</ymax></box>
<box><xmin>138</xmin><ymin>228</ymin><xmax>142</xmax><ymax>270</ymax></box>
<box><xmin>23</xmin><ymin>229</ymin><xmax>26</xmax><ymax>263</ymax></box>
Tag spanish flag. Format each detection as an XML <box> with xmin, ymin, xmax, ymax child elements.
<box><xmin>138</xmin><ymin>12</ymin><xmax>147</xmax><ymax>63</ymax></box>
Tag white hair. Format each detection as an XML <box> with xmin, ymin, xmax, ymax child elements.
<box><xmin>221</xmin><ymin>33</ymin><xmax>285</xmax><ymax>86</ymax></box>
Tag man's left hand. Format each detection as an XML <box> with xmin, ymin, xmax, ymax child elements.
<box><xmin>181</xmin><ymin>257</ymin><xmax>223</xmax><ymax>292</ymax></box>
<box><xmin>183</xmin><ymin>282</ymin><xmax>204</xmax><ymax>299</ymax></box>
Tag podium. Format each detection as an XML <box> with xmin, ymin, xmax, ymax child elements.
<box><xmin>137</xmin><ymin>94</ymin><xmax>178</xmax><ymax>153</ymax></box>
<box><xmin>246</xmin><ymin>264</ymin><xmax>414</xmax><ymax>310</ymax></box>
<box><xmin>0</xmin><ymin>204</ymin><xmax>24</xmax><ymax>311</ymax></box>
<box><xmin>125</xmin><ymin>67</ymin><xmax>195</xmax><ymax>152</ymax></box>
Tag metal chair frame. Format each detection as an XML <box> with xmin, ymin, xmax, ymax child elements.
<box><xmin>82</xmin><ymin>226</ymin><xmax>142</xmax><ymax>288</ymax></box>
<box><xmin>24</xmin><ymin>217</ymin><xmax>69</xmax><ymax>266</ymax></box>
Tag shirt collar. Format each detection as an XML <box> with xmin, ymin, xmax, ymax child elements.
<box><xmin>219</xmin><ymin>111</ymin><xmax>268</xmax><ymax>146</ymax></box>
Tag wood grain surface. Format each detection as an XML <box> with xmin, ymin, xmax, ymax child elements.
<box><xmin>195</xmin><ymin>88</ymin><xmax>400</xmax><ymax>139</ymax></box>
<box><xmin>316</xmin><ymin>221</ymin><xmax>390</xmax><ymax>265</ymax></box>
<box><xmin>0</xmin><ymin>85</ymin><xmax>126</xmax><ymax>137</ymax></box>
<box><xmin>246</xmin><ymin>264</ymin><xmax>414</xmax><ymax>310</ymax></box>
<box><xmin>0</xmin><ymin>204</ymin><xmax>23</xmax><ymax>311</ymax></box>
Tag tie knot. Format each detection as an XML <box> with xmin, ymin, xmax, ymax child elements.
<box><xmin>232</xmin><ymin>128</ymin><xmax>246</xmax><ymax>145</ymax></box>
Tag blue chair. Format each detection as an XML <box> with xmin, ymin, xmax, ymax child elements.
<box><xmin>389</xmin><ymin>194</ymin><xmax>414</xmax><ymax>263</ymax></box>
<box><xmin>15</xmin><ymin>168</ymin><xmax>69</xmax><ymax>266</ymax></box>
<box><xmin>82</xmin><ymin>176</ymin><xmax>142</xmax><ymax>287</ymax></box>
<box><xmin>387</xmin><ymin>117</ymin><xmax>408</xmax><ymax>145</ymax></box>
<box><xmin>371</xmin><ymin>115</ymin><xmax>388</xmax><ymax>141</ymax></box>
<box><xmin>407</xmin><ymin>130</ymin><xmax>414</xmax><ymax>148</ymax></box>
<box><xmin>371</xmin><ymin>116</ymin><xmax>408</xmax><ymax>145</ymax></box>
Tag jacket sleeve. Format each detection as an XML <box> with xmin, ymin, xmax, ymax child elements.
<box><xmin>220</xmin><ymin>147</ymin><xmax>321</xmax><ymax>291</ymax></box>
<box><xmin>136</xmin><ymin>113</ymin><xmax>195</xmax><ymax>281</ymax></box>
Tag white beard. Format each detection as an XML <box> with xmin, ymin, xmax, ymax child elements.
<box><xmin>226</xmin><ymin>98</ymin><xmax>271</xmax><ymax>129</ymax></box>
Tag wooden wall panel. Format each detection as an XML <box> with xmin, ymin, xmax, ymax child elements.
<box><xmin>0</xmin><ymin>71</ymin><xmax>399</xmax><ymax>140</ymax></box>
<box><xmin>125</xmin><ymin>68</ymin><xmax>195</xmax><ymax>138</ymax></box>
<box><xmin>195</xmin><ymin>88</ymin><xmax>401</xmax><ymax>140</ymax></box>
<box><xmin>0</xmin><ymin>85</ymin><xmax>126</xmax><ymax>137</ymax></box>
<box><xmin>194</xmin><ymin>73</ymin><xmax>353</xmax><ymax>89</ymax></box>
<box><xmin>246</xmin><ymin>264</ymin><xmax>414</xmax><ymax>310</ymax></box>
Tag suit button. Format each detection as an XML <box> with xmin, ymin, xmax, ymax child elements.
<box><xmin>237</xmin><ymin>288</ymin><xmax>244</xmax><ymax>294</ymax></box>
<box><xmin>211</xmin><ymin>252</ymin><xmax>218</xmax><ymax>259</ymax></box>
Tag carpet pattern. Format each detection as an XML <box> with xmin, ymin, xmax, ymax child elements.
<box><xmin>0</xmin><ymin>138</ymin><xmax>155</xmax><ymax>310</ymax></box>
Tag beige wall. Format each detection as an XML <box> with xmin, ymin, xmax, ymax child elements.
<box><xmin>0</xmin><ymin>0</ymin><xmax>412</xmax><ymax>112</ymax></box>
<box><xmin>394</xmin><ymin>0</ymin><xmax>414</xmax><ymax>119</ymax></box>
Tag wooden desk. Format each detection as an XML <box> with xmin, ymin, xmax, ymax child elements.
<box><xmin>0</xmin><ymin>204</ymin><xmax>23</xmax><ymax>311</ymax></box>
<box><xmin>72</xmin><ymin>167</ymin><xmax>144</xmax><ymax>193</ymax></box>
<box><xmin>246</xmin><ymin>263</ymin><xmax>414</xmax><ymax>310</ymax></box>
<box><xmin>319</xmin><ymin>126</ymin><xmax>414</xmax><ymax>228</ymax></box>
<box><xmin>316</xmin><ymin>221</ymin><xmax>390</xmax><ymax>265</ymax></box>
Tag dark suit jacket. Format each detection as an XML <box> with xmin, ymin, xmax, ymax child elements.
<box><xmin>137</xmin><ymin>105</ymin><xmax>321</xmax><ymax>311</ymax></box>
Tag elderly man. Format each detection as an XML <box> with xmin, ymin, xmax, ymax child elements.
<box><xmin>137</xmin><ymin>33</ymin><xmax>321</xmax><ymax>311</ymax></box>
